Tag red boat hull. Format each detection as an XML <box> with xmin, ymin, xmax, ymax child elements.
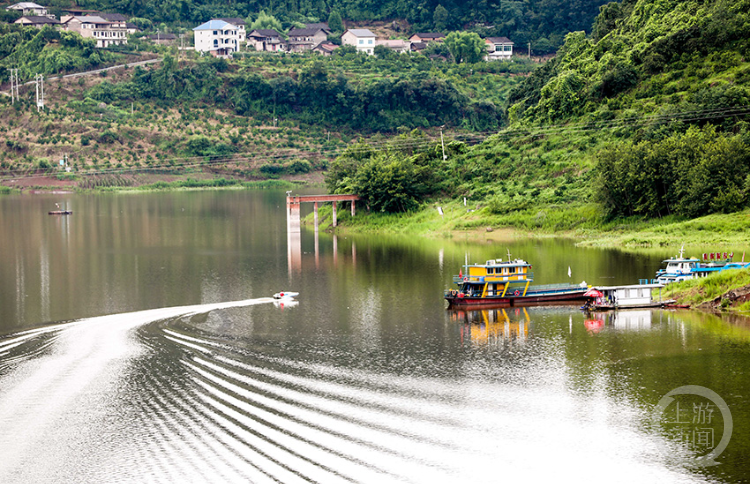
<box><xmin>446</xmin><ymin>290</ymin><xmax>587</xmax><ymax>308</ymax></box>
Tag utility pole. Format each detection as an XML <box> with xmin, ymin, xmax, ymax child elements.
<box><xmin>528</xmin><ymin>42</ymin><xmax>531</xmax><ymax>58</ymax></box>
<box><xmin>35</xmin><ymin>74</ymin><xmax>44</xmax><ymax>111</ymax></box>
<box><xmin>10</xmin><ymin>69</ymin><xmax>19</xmax><ymax>104</ymax></box>
<box><xmin>440</xmin><ymin>126</ymin><xmax>447</xmax><ymax>161</ymax></box>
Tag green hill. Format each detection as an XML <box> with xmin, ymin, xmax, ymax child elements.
<box><xmin>322</xmin><ymin>0</ymin><xmax>750</xmax><ymax>244</ymax></box>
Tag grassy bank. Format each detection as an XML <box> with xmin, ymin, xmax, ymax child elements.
<box><xmin>311</xmin><ymin>198</ymin><xmax>750</xmax><ymax>249</ymax></box>
<box><xmin>663</xmin><ymin>270</ymin><xmax>750</xmax><ymax>311</ymax></box>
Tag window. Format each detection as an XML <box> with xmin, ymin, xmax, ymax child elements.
<box><xmin>504</xmin><ymin>45</ymin><xmax>512</xmax><ymax>51</ymax></box>
<box><xmin>487</xmin><ymin>268</ymin><xmax>494</xmax><ymax>275</ymax></box>
<box><xmin>368</xmin><ymin>39</ymin><xmax>373</xmax><ymax>44</ymax></box>
<box><xmin>509</xmin><ymin>267</ymin><xmax>516</xmax><ymax>274</ymax></box>
<box><xmin>359</xmin><ymin>39</ymin><xmax>364</xmax><ymax>44</ymax></box>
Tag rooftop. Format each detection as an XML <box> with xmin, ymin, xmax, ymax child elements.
<box><xmin>218</xmin><ymin>17</ymin><xmax>245</xmax><ymax>26</ymax></box>
<box><xmin>288</xmin><ymin>27</ymin><xmax>328</xmax><ymax>36</ymax></box>
<box><xmin>248</xmin><ymin>29</ymin><xmax>282</xmax><ymax>37</ymax></box>
<box><xmin>411</xmin><ymin>32</ymin><xmax>444</xmax><ymax>39</ymax></box>
<box><xmin>486</xmin><ymin>36</ymin><xmax>513</xmax><ymax>44</ymax></box>
<box><xmin>7</xmin><ymin>2</ymin><xmax>45</xmax><ymax>10</ymax></box>
<box><xmin>193</xmin><ymin>19</ymin><xmax>234</xmax><ymax>31</ymax></box>
<box><xmin>345</xmin><ymin>28</ymin><xmax>375</xmax><ymax>37</ymax></box>
<box><xmin>16</xmin><ymin>15</ymin><xmax>59</xmax><ymax>23</ymax></box>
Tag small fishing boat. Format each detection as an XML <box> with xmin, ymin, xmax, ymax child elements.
<box><xmin>49</xmin><ymin>203</ymin><xmax>72</xmax><ymax>215</ymax></box>
<box><xmin>273</xmin><ymin>291</ymin><xmax>299</xmax><ymax>300</ymax></box>
<box><xmin>445</xmin><ymin>256</ymin><xmax>588</xmax><ymax>308</ymax></box>
<box><xmin>582</xmin><ymin>282</ymin><xmax>674</xmax><ymax>310</ymax></box>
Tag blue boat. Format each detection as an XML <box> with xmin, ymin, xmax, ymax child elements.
<box><xmin>655</xmin><ymin>246</ymin><xmax>750</xmax><ymax>284</ymax></box>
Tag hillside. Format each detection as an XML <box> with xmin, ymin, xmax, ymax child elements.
<box><xmin>0</xmin><ymin>28</ymin><xmax>532</xmax><ymax>187</ymax></box>
<box><xmin>324</xmin><ymin>0</ymin><xmax>750</xmax><ymax>238</ymax></box>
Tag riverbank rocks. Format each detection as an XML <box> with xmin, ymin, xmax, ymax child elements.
<box><xmin>699</xmin><ymin>284</ymin><xmax>750</xmax><ymax>310</ymax></box>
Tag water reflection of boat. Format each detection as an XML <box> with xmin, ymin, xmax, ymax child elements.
<box><xmin>452</xmin><ymin>307</ymin><xmax>530</xmax><ymax>343</ymax></box>
<box><xmin>585</xmin><ymin>310</ymin><xmax>653</xmax><ymax>332</ymax></box>
<box><xmin>445</xmin><ymin>257</ymin><xmax>588</xmax><ymax>308</ymax></box>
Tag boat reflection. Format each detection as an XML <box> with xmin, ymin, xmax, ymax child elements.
<box><xmin>452</xmin><ymin>307</ymin><xmax>530</xmax><ymax>344</ymax></box>
<box><xmin>584</xmin><ymin>309</ymin><xmax>654</xmax><ymax>333</ymax></box>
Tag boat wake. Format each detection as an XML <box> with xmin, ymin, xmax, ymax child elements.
<box><xmin>0</xmin><ymin>298</ymin><xmax>709</xmax><ymax>483</ymax></box>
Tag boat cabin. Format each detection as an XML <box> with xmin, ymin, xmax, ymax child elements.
<box><xmin>589</xmin><ymin>283</ymin><xmax>667</xmax><ymax>309</ymax></box>
<box><xmin>458</xmin><ymin>259</ymin><xmax>533</xmax><ymax>297</ymax></box>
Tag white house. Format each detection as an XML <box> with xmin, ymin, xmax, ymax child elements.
<box><xmin>219</xmin><ymin>18</ymin><xmax>246</xmax><ymax>44</ymax></box>
<box><xmin>341</xmin><ymin>29</ymin><xmax>375</xmax><ymax>55</ymax></box>
<box><xmin>61</xmin><ymin>15</ymin><xmax>128</xmax><ymax>48</ymax></box>
<box><xmin>6</xmin><ymin>2</ymin><xmax>48</xmax><ymax>17</ymax></box>
<box><xmin>485</xmin><ymin>36</ymin><xmax>514</xmax><ymax>60</ymax></box>
<box><xmin>193</xmin><ymin>19</ymin><xmax>242</xmax><ymax>56</ymax></box>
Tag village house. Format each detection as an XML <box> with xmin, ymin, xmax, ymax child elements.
<box><xmin>14</xmin><ymin>15</ymin><xmax>59</xmax><ymax>28</ymax></box>
<box><xmin>409</xmin><ymin>32</ymin><xmax>444</xmax><ymax>43</ymax></box>
<box><xmin>59</xmin><ymin>7</ymin><xmax>98</xmax><ymax>16</ymax></box>
<box><xmin>341</xmin><ymin>28</ymin><xmax>375</xmax><ymax>55</ymax></box>
<box><xmin>286</xmin><ymin>26</ymin><xmax>330</xmax><ymax>52</ymax></box>
<box><xmin>193</xmin><ymin>19</ymin><xmax>242</xmax><ymax>56</ymax></box>
<box><xmin>218</xmin><ymin>18</ymin><xmax>246</xmax><ymax>43</ymax></box>
<box><xmin>247</xmin><ymin>28</ymin><xmax>285</xmax><ymax>52</ymax></box>
<box><xmin>375</xmin><ymin>39</ymin><xmax>410</xmax><ymax>54</ymax></box>
<box><xmin>61</xmin><ymin>15</ymin><xmax>128</xmax><ymax>48</ymax></box>
<box><xmin>312</xmin><ymin>41</ymin><xmax>337</xmax><ymax>56</ymax></box>
<box><xmin>6</xmin><ymin>2</ymin><xmax>49</xmax><ymax>17</ymax></box>
<box><xmin>485</xmin><ymin>36</ymin><xmax>514</xmax><ymax>60</ymax></box>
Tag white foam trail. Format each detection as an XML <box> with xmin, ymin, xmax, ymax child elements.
<box><xmin>0</xmin><ymin>297</ymin><xmax>275</xmax><ymax>483</ymax></box>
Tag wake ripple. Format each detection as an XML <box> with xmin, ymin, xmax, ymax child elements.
<box><xmin>0</xmin><ymin>297</ymin><xmax>710</xmax><ymax>484</ymax></box>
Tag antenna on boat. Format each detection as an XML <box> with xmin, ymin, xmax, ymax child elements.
<box><xmin>679</xmin><ymin>244</ymin><xmax>685</xmax><ymax>259</ymax></box>
<box><xmin>506</xmin><ymin>248</ymin><xmax>512</xmax><ymax>262</ymax></box>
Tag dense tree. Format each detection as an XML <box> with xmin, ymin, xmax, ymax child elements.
<box><xmin>325</xmin><ymin>131</ymin><xmax>450</xmax><ymax>212</ymax></box>
<box><xmin>328</xmin><ymin>10</ymin><xmax>343</xmax><ymax>32</ymax></box>
<box><xmin>433</xmin><ymin>4</ymin><xmax>448</xmax><ymax>32</ymax></box>
<box><xmin>249</xmin><ymin>11</ymin><xmax>284</xmax><ymax>32</ymax></box>
<box><xmin>444</xmin><ymin>31</ymin><xmax>485</xmax><ymax>64</ymax></box>
<box><xmin>595</xmin><ymin>127</ymin><xmax>750</xmax><ymax>219</ymax></box>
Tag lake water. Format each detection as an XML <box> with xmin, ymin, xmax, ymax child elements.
<box><xmin>0</xmin><ymin>190</ymin><xmax>748</xmax><ymax>483</ymax></box>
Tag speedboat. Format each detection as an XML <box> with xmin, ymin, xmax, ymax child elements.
<box><xmin>273</xmin><ymin>291</ymin><xmax>299</xmax><ymax>300</ymax></box>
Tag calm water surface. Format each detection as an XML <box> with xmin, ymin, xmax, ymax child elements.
<box><xmin>0</xmin><ymin>191</ymin><xmax>748</xmax><ymax>483</ymax></box>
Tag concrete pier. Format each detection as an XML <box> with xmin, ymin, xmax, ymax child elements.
<box><xmin>286</xmin><ymin>194</ymin><xmax>360</xmax><ymax>231</ymax></box>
